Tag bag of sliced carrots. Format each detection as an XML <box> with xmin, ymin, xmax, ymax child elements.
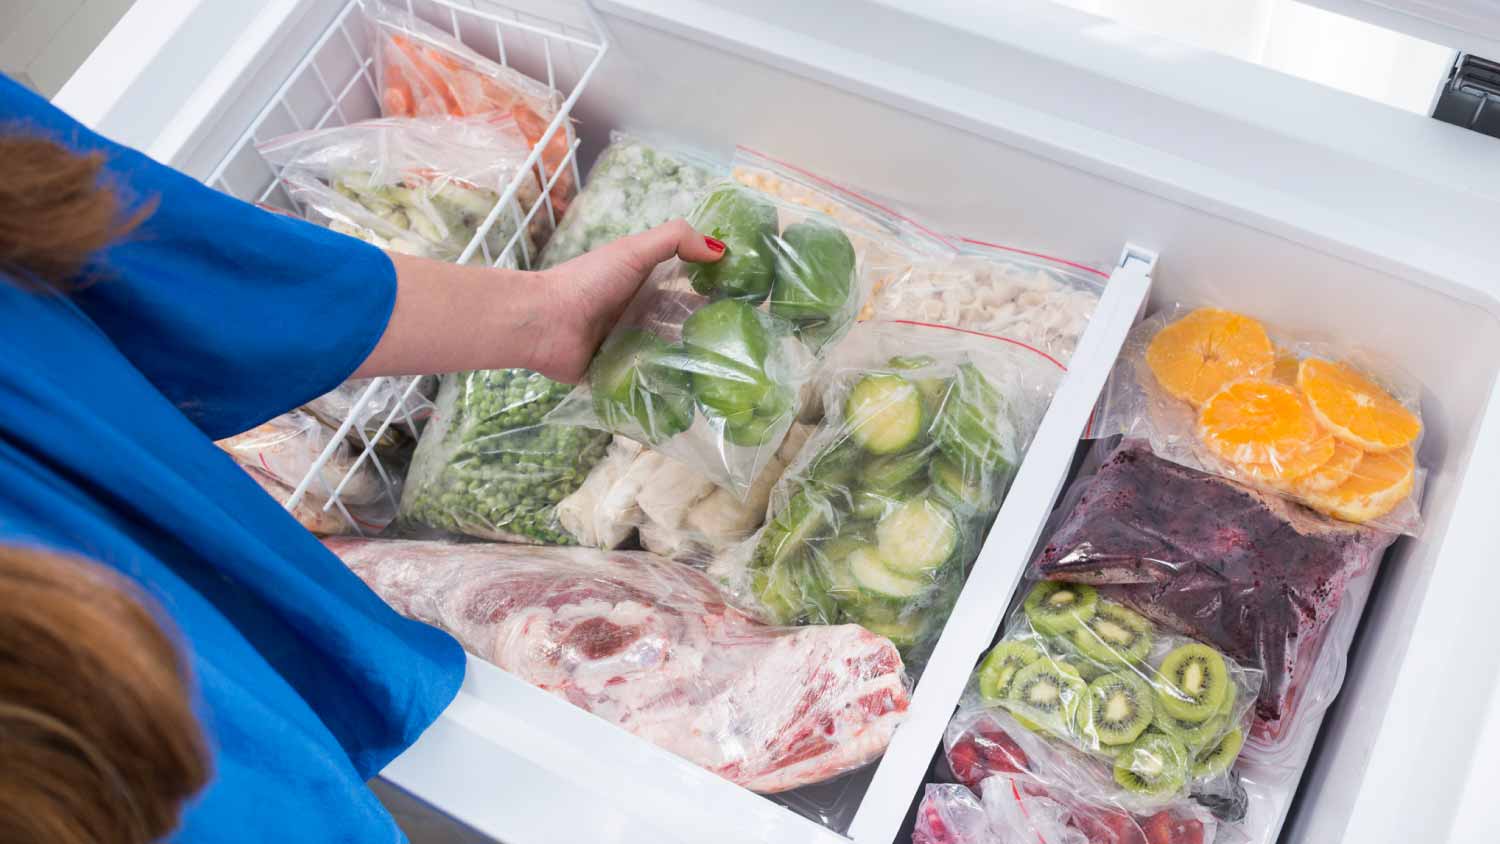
<box><xmin>1092</xmin><ymin>304</ymin><xmax>1424</xmax><ymax>534</ymax></box>
<box><xmin>367</xmin><ymin>2</ymin><xmax>576</xmax><ymax>216</ymax></box>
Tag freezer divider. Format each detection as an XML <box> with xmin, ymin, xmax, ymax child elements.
<box><xmin>846</xmin><ymin>247</ymin><xmax>1155</xmax><ymax>842</ymax></box>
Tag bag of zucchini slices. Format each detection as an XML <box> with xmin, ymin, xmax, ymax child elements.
<box><xmin>711</xmin><ymin>321</ymin><xmax>1062</xmax><ymax>668</ymax></box>
<box><xmin>965</xmin><ymin>581</ymin><xmax>1263</xmax><ymax>811</ymax></box>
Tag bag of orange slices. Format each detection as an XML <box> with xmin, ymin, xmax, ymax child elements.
<box><xmin>1092</xmin><ymin>304</ymin><xmax>1424</xmax><ymax>534</ymax></box>
<box><xmin>366</xmin><ymin>2</ymin><xmax>576</xmax><ymax>217</ymax></box>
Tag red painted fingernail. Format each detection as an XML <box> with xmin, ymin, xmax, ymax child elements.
<box><xmin>705</xmin><ymin>236</ymin><xmax>726</xmax><ymax>252</ymax></box>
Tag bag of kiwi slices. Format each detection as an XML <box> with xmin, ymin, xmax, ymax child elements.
<box><xmin>963</xmin><ymin>581</ymin><xmax>1264</xmax><ymax>809</ymax></box>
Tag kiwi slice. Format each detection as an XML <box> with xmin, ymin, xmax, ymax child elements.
<box><xmin>1070</xmin><ymin>602</ymin><xmax>1154</xmax><ymax>666</ymax></box>
<box><xmin>1023</xmin><ymin>582</ymin><xmax>1098</xmax><ymax>636</ymax></box>
<box><xmin>1113</xmin><ymin>732</ymin><xmax>1190</xmax><ymax>798</ymax></box>
<box><xmin>1192</xmin><ymin>727</ymin><xmax>1245</xmax><ymax>779</ymax></box>
<box><xmin>1076</xmin><ymin>671</ymin><xmax>1155</xmax><ymax>747</ymax></box>
<box><xmin>1004</xmin><ymin>659</ymin><xmax>1086</xmax><ymax>736</ymax></box>
<box><xmin>1155</xmin><ymin>643</ymin><xmax>1230</xmax><ymax>721</ymax></box>
<box><xmin>978</xmin><ymin>640</ymin><xmax>1043</xmax><ymax>702</ymax></box>
<box><xmin>1155</xmin><ymin>711</ymin><xmax>1228</xmax><ymax>754</ymax></box>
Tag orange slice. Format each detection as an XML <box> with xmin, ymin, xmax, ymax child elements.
<box><xmin>1293</xmin><ymin>439</ymin><xmax>1363</xmax><ymax>493</ymax></box>
<box><xmin>1301</xmin><ymin>446</ymin><xmax>1415</xmax><ymax>523</ymax></box>
<box><xmin>1198</xmin><ymin>380</ymin><xmax>1324</xmax><ymax>470</ymax></box>
<box><xmin>1146</xmin><ymin>309</ymin><xmax>1275</xmax><ymax>407</ymax></box>
<box><xmin>1271</xmin><ymin>349</ymin><xmax>1300</xmax><ymax>386</ymax></box>
<box><xmin>1298</xmin><ymin>359</ymin><xmax>1420</xmax><ymax>452</ymax></box>
<box><xmin>1234</xmin><ymin>430</ymin><xmax>1336</xmax><ymax>484</ymax></box>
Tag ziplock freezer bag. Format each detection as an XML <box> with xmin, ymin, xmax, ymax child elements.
<box><xmin>712</xmin><ymin>321</ymin><xmax>1063</xmax><ymax>669</ymax></box>
<box><xmin>933</xmin><ymin>711</ymin><xmax>1226</xmax><ymax>844</ymax></box>
<box><xmin>537</xmin><ymin>132</ymin><xmax>723</xmax><ymax>269</ymax></box>
<box><xmin>257</xmin><ymin>115</ymin><xmax>544</xmax><ymax>267</ymax></box>
<box><xmin>366</xmin><ymin>1</ymin><xmax>575</xmax><ymax>215</ymax></box>
<box><xmin>218</xmin><ymin>411</ymin><xmax>398</xmax><ymax>535</ymax></box>
<box><xmin>555</xmin><ymin>421</ymin><xmax>816</xmax><ymax>556</ymax></box>
<box><xmin>547</xmin><ymin>181</ymin><xmax>890</xmax><ymax>496</ymax></box>
<box><xmin>328</xmin><ymin>538</ymin><xmax>910</xmax><ymax>805</ymax></box>
<box><xmin>864</xmin><ymin>238</ymin><xmax>1107</xmax><ymax>366</ymax></box>
<box><xmin>1093</xmin><ymin>304</ymin><xmax>1426</xmax><ymax>533</ymax></box>
<box><xmin>304</xmin><ymin>376</ymin><xmax>437</xmax><ymax>452</ymax></box>
<box><xmin>1029</xmin><ymin>438</ymin><xmax>1397</xmax><ymax>750</ymax></box>
<box><xmin>397</xmin><ymin>369</ymin><xmax>610</xmax><ymax>545</ymax></box>
<box><xmin>731</xmin><ymin>145</ymin><xmax>952</xmax><ymax>292</ymax></box>
<box><xmin>966</xmin><ymin>581</ymin><xmax>1261</xmax><ymax>807</ymax></box>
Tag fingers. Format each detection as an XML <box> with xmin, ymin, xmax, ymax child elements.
<box><xmin>625</xmin><ymin>219</ymin><xmax>725</xmax><ymax>267</ymax></box>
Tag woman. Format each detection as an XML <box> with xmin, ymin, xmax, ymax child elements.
<box><xmin>0</xmin><ymin>72</ymin><xmax>721</xmax><ymax>841</ymax></box>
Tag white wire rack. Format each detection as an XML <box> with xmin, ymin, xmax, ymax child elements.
<box><xmin>206</xmin><ymin>0</ymin><xmax>608</xmax><ymax>534</ymax></box>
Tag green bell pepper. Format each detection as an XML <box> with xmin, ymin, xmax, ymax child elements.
<box><xmin>686</xmin><ymin>187</ymin><xmax>778</xmax><ymax>302</ymax></box>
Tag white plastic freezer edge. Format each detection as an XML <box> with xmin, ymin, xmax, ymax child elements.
<box><xmin>846</xmin><ymin>247</ymin><xmax>1155</xmax><ymax>840</ymax></box>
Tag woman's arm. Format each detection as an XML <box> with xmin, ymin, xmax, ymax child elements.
<box><xmin>354</xmin><ymin>220</ymin><xmax>723</xmax><ymax>383</ymax></box>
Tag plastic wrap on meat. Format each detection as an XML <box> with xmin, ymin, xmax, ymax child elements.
<box><xmin>327</xmin><ymin>538</ymin><xmax>910</xmax><ymax>792</ymax></box>
<box><xmin>1030</xmin><ymin>439</ymin><xmax>1395</xmax><ymax>741</ymax></box>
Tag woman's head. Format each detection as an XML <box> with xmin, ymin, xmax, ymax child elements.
<box><xmin>0</xmin><ymin>544</ymin><xmax>210</xmax><ymax>843</ymax></box>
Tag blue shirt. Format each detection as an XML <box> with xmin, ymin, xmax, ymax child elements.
<box><xmin>0</xmin><ymin>75</ymin><xmax>464</xmax><ymax>841</ymax></box>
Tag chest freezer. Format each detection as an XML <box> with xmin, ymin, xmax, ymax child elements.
<box><xmin>56</xmin><ymin>0</ymin><xmax>1500</xmax><ymax>842</ymax></box>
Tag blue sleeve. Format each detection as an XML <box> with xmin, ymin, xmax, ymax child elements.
<box><xmin>0</xmin><ymin>74</ymin><xmax>396</xmax><ymax>440</ymax></box>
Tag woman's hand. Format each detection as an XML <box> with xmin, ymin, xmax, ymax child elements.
<box><xmin>355</xmin><ymin>221</ymin><xmax>722</xmax><ymax>383</ymax></box>
<box><xmin>528</xmin><ymin>220</ymin><xmax>724</xmax><ymax>383</ymax></box>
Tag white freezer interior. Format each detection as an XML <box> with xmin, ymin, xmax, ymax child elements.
<box><xmin>58</xmin><ymin>0</ymin><xmax>1500</xmax><ymax>842</ymax></box>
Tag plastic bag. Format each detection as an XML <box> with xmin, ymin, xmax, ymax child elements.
<box><xmin>933</xmin><ymin>710</ymin><xmax>1226</xmax><ymax>844</ymax></box>
<box><xmin>396</xmin><ymin>369</ymin><xmax>610</xmax><ymax>545</ymax></box>
<box><xmin>537</xmin><ymin>132</ymin><xmax>723</xmax><ymax>269</ymax></box>
<box><xmin>547</xmin><ymin>180</ymin><xmax>892</xmax><ymax>496</ymax></box>
<box><xmin>968</xmin><ymin>581</ymin><xmax>1261</xmax><ymax>807</ymax></box>
<box><xmin>712</xmin><ymin>321</ymin><xmax>1063</xmax><ymax>669</ymax></box>
<box><xmin>366</xmin><ymin>1</ymin><xmax>575</xmax><ymax>215</ymax></box>
<box><xmin>863</xmin><ymin>238</ymin><xmax>1106</xmax><ymax>366</ymax></box>
<box><xmin>217</xmin><ymin>411</ymin><xmax>398</xmax><ymax>535</ymax></box>
<box><xmin>1029</xmin><ymin>438</ymin><xmax>1397</xmax><ymax>750</ymax></box>
<box><xmin>257</xmin><ymin>115</ymin><xmax>544</xmax><ymax>267</ymax></box>
<box><xmin>303</xmin><ymin>376</ymin><xmax>437</xmax><ymax>451</ymax></box>
<box><xmin>555</xmin><ymin>421</ymin><xmax>816</xmax><ymax>557</ymax></box>
<box><xmin>1092</xmin><ymin>304</ymin><xmax>1426</xmax><ymax>534</ymax></box>
<box><xmin>327</xmin><ymin>537</ymin><xmax>910</xmax><ymax>798</ymax></box>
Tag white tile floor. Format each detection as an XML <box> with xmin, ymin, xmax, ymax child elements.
<box><xmin>1</xmin><ymin>0</ymin><xmax>136</xmax><ymax>96</ymax></box>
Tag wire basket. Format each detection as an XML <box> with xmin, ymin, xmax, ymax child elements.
<box><xmin>206</xmin><ymin>0</ymin><xmax>607</xmax><ymax>533</ymax></box>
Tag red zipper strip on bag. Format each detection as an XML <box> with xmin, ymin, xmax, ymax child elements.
<box><xmin>958</xmin><ymin>236</ymin><xmax>1109</xmax><ymax>281</ymax></box>
<box><xmin>889</xmin><ymin>319</ymin><xmax>1068</xmax><ymax>372</ymax></box>
<box><xmin>1009</xmin><ymin>778</ymin><xmax>1051</xmax><ymax>844</ymax></box>
<box><xmin>736</xmin><ymin>146</ymin><xmax>957</xmax><ymax>249</ymax></box>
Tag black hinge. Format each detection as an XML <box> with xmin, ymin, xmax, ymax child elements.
<box><xmin>1432</xmin><ymin>53</ymin><xmax>1500</xmax><ymax>139</ymax></box>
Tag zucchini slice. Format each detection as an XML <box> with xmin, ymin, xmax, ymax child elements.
<box><xmin>931</xmin><ymin>456</ymin><xmax>995</xmax><ymax>512</ymax></box>
<box><xmin>858</xmin><ymin>616</ymin><xmax>925</xmax><ymax>649</ymax></box>
<box><xmin>849</xmin><ymin>544</ymin><xmax>927</xmax><ymax>599</ymax></box>
<box><xmin>845</xmin><ymin>374</ymin><xmax>924</xmax><ymax>454</ymax></box>
<box><xmin>859</xmin><ymin>449</ymin><xmax>930</xmax><ymax>493</ymax></box>
<box><xmin>877</xmin><ymin>498</ymin><xmax>959</xmax><ymax>575</ymax></box>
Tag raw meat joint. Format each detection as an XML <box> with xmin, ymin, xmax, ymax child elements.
<box><xmin>327</xmin><ymin>538</ymin><xmax>910</xmax><ymax>792</ymax></box>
